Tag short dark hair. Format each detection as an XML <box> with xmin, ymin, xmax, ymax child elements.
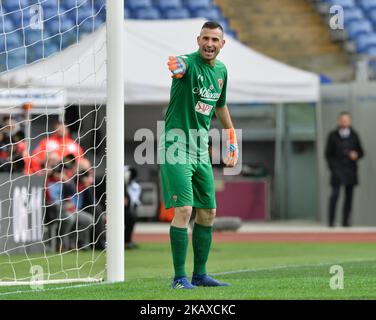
<box><xmin>338</xmin><ymin>111</ymin><xmax>351</xmax><ymax>118</ymax></box>
<box><xmin>2</xmin><ymin>115</ymin><xmax>11</xmax><ymax>123</ymax></box>
<box><xmin>53</xmin><ymin>120</ymin><xmax>68</xmax><ymax>128</ymax></box>
<box><xmin>201</xmin><ymin>21</ymin><xmax>223</xmax><ymax>32</ymax></box>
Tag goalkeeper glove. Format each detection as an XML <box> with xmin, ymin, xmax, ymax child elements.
<box><xmin>224</xmin><ymin>128</ymin><xmax>238</xmax><ymax>167</ymax></box>
<box><xmin>167</xmin><ymin>56</ymin><xmax>186</xmax><ymax>79</ymax></box>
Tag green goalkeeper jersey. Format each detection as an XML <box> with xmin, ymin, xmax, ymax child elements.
<box><xmin>161</xmin><ymin>51</ymin><xmax>228</xmax><ymax>162</ymax></box>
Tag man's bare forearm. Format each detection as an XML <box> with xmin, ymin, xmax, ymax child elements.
<box><xmin>215</xmin><ymin>105</ymin><xmax>234</xmax><ymax>129</ymax></box>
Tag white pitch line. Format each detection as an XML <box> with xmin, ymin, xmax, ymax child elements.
<box><xmin>0</xmin><ymin>281</ymin><xmax>113</xmax><ymax>297</ymax></box>
<box><xmin>212</xmin><ymin>258</ymin><xmax>376</xmax><ymax>276</ymax></box>
<box><xmin>1</xmin><ymin>258</ymin><xmax>375</xmax><ymax>297</ymax></box>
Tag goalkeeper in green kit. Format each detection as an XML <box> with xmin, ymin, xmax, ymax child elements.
<box><xmin>159</xmin><ymin>21</ymin><xmax>238</xmax><ymax>289</ymax></box>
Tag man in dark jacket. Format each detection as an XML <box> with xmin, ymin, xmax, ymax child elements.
<box><xmin>325</xmin><ymin>112</ymin><xmax>364</xmax><ymax>227</ymax></box>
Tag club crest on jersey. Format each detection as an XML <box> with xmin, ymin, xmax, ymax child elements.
<box><xmin>218</xmin><ymin>79</ymin><xmax>223</xmax><ymax>89</ymax></box>
<box><xmin>195</xmin><ymin>101</ymin><xmax>213</xmax><ymax>116</ymax></box>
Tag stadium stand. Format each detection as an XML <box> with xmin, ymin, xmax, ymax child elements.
<box><xmin>0</xmin><ymin>0</ymin><xmax>235</xmax><ymax>72</ymax></box>
<box><xmin>314</xmin><ymin>0</ymin><xmax>376</xmax><ymax>78</ymax></box>
<box><xmin>4</xmin><ymin>0</ymin><xmax>375</xmax><ymax>80</ymax></box>
<box><xmin>214</xmin><ymin>0</ymin><xmax>354</xmax><ymax>81</ymax></box>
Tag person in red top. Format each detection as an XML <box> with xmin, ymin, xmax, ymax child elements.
<box><xmin>31</xmin><ymin>120</ymin><xmax>84</xmax><ymax>173</ymax></box>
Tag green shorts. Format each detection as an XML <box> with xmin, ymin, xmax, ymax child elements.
<box><xmin>160</xmin><ymin>162</ymin><xmax>216</xmax><ymax>209</ymax></box>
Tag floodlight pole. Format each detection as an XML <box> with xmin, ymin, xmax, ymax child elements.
<box><xmin>106</xmin><ymin>0</ymin><xmax>124</xmax><ymax>282</ymax></box>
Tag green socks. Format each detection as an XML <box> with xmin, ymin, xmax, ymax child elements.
<box><xmin>170</xmin><ymin>226</ymin><xmax>189</xmax><ymax>278</ymax></box>
<box><xmin>170</xmin><ymin>223</ymin><xmax>213</xmax><ymax>278</ymax></box>
<box><xmin>192</xmin><ymin>223</ymin><xmax>213</xmax><ymax>276</ymax></box>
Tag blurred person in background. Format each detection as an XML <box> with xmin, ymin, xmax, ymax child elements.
<box><xmin>124</xmin><ymin>166</ymin><xmax>141</xmax><ymax>250</ymax></box>
<box><xmin>0</xmin><ymin>115</ymin><xmax>27</xmax><ymax>172</ymax></box>
<box><xmin>73</xmin><ymin>157</ymin><xmax>106</xmax><ymax>250</ymax></box>
<box><xmin>325</xmin><ymin>111</ymin><xmax>364</xmax><ymax>227</ymax></box>
<box><xmin>45</xmin><ymin>152</ymin><xmax>93</xmax><ymax>250</ymax></box>
<box><xmin>32</xmin><ymin>120</ymin><xmax>84</xmax><ymax>172</ymax></box>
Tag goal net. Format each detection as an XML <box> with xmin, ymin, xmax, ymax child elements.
<box><xmin>0</xmin><ymin>0</ymin><xmax>124</xmax><ymax>288</ymax></box>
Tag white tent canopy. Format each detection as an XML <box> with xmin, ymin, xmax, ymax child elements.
<box><xmin>0</xmin><ymin>19</ymin><xmax>320</xmax><ymax>105</ymax></box>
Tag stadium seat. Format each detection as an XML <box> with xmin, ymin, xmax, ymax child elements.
<box><xmin>28</xmin><ymin>0</ymin><xmax>41</xmax><ymax>6</ymax></box>
<box><xmin>368</xmin><ymin>9</ymin><xmax>376</xmax><ymax>26</ymax></box>
<box><xmin>343</xmin><ymin>8</ymin><xmax>365</xmax><ymax>26</ymax></box>
<box><xmin>7</xmin><ymin>47</ymin><xmax>26</xmax><ymax>69</ymax></box>
<box><xmin>61</xmin><ymin>27</ymin><xmax>78</xmax><ymax>48</ymax></box>
<box><xmin>27</xmin><ymin>41</ymin><xmax>43</xmax><ymax>62</ymax></box>
<box><xmin>359</xmin><ymin>0</ymin><xmax>376</xmax><ymax>11</ymax></box>
<box><xmin>43</xmin><ymin>7</ymin><xmax>59</xmax><ymax>21</ymax></box>
<box><xmin>125</xmin><ymin>8</ymin><xmax>130</xmax><ymax>19</ymax></box>
<box><xmin>36</xmin><ymin>28</ymin><xmax>50</xmax><ymax>42</ymax></box>
<box><xmin>164</xmin><ymin>7</ymin><xmax>191</xmax><ymax>19</ymax></box>
<box><xmin>356</xmin><ymin>33</ymin><xmax>376</xmax><ymax>53</ymax></box>
<box><xmin>93</xmin><ymin>2</ymin><xmax>106</xmax><ymax>21</ymax></box>
<box><xmin>0</xmin><ymin>34</ymin><xmax>5</xmax><ymax>53</ymax></box>
<box><xmin>40</xmin><ymin>37</ymin><xmax>60</xmax><ymax>56</ymax></box>
<box><xmin>95</xmin><ymin>0</ymin><xmax>105</xmax><ymax>12</ymax></box>
<box><xmin>77</xmin><ymin>6</ymin><xmax>94</xmax><ymax>24</ymax></box>
<box><xmin>1</xmin><ymin>0</ymin><xmax>237</xmax><ymax>70</ymax></box>
<box><xmin>1</xmin><ymin>17</ymin><xmax>14</xmax><ymax>33</ymax></box>
<box><xmin>41</xmin><ymin>0</ymin><xmax>58</xmax><ymax>10</ymax></box>
<box><xmin>50</xmin><ymin>34</ymin><xmax>62</xmax><ymax>49</ymax></box>
<box><xmin>3</xmin><ymin>1</ymin><xmax>20</xmax><ymax>12</ymax></box>
<box><xmin>60</xmin><ymin>18</ymin><xmax>76</xmax><ymax>33</ymax></box>
<box><xmin>320</xmin><ymin>73</ymin><xmax>333</xmax><ymax>84</ymax></box>
<box><xmin>191</xmin><ymin>7</ymin><xmax>222</xmax><ymax>20</ymax></box>
<box><xmin>45</xmin><ymin>17</ymin><xmax>60</xmax><ymax>34</ymax></box>
<box><xmin>366</xmin><ymin>47</ymin><xmax>376</xmax><ymax>77</ymax></box>
<box><xmin>93</xmin><ymin>18</ymin><xmax>104</xmax><ymax>30</ymax></box>
<box><xmin>5</xmin><ymin>31</ymin><xmax>22</xmax><ymax>51</ymax></box>
<box><xmin>78</xmin><ymin>17</ymin><xmax>101</xmax><ymax>34</ymax></box>
<box><xmin>216</xmin><ymin>18</ymin><xmax>231</xmax><ymax>32</ymax></box>
<box><xmin>44</xmin><ymin>41</ymin><xmax>59</xmax><ymax>57</ymax></box>
<box><xmin>8</xmin><ymin>9</ymin><xmax>25</xmax><ymax>30</ymax></box>
<box><xmin>156</xmin><ymin>0</ymin><xmax>183</xmax><ymax>11</ymax></box>
<box><xmin>226</xmin><ymin>30</ymin><xmax>237</xmax><ymax>38</ymax></box>
<box><xmin>24</xmin><ymin>28</ymin><xmax>43</xmax><ymax>46</ymax></box>
<box><xmin>366</xmin><ymin>46</ymin><xmax>376</xmax><ymax>55</ymax></box>
<box><xmin>19</xmin><ymin>0</ymin><xmax>39</xmax><ymax>8</ymax></box>
<box><xmin>18</xmin><ymin>0</ymin><xmax>28</xmax><ymax>8</ymax></box>
<box><xmin>62</xmin><ymin>0</ymin><xmax>79</xmax><ymax>10</ymax></box>
<box><xmin>347</xmin><ymin>20</ymin><xmax>373</xmax><ymax>39</ymax></box>
<box><xmin>329</xmin><ymin>0</ymin><xmax>355</xmax><ymax>9</ymax></box>
<box><xmin>127</xmin><ymin>0</ymin><xmax>153</xmax><ymax>11</ymax></box>
<box><xmin>0</xmin><ymin>53</ymin><xmax>6</xmax><ymax>71</ymax></box>
<box><xmin>133</xmin><ymin>8</ymin><xmax>162</xmax><ymax>19</ymax></box>
<box><xmin>185</xmin><ymin>0</ymin><xmax>212</xmax><ymax>11</ymax></box>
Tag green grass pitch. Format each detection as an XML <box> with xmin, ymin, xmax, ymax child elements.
<box><xmin>0</xmin><ymin>242</ymin><xmax>375</xmax><ymax>299</ymax></box>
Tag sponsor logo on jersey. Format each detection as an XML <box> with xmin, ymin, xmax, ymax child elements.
<box><xmin>218</xmin><ymin>78</ymin><xmax>223</xmax><ymax>89</ymax></box>
<box><xmin>192</xmin><ymin>87</ymin><xmax>221</xmax><ymax>102</ymax></box>
<box><xmin>195</xmin><ymin>101</ymin><xmax>213</xmax><ymax>116</ymax></box>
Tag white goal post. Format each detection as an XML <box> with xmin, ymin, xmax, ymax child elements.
<box><xmin>105</xmin><ymin>0</ymin><xmax>124</xmax><ymax>283</ymax></box>
<box><xmin>0</xmin><ymin>0</ymin><xmax>124</xmax><ymax>287</ymax></box>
